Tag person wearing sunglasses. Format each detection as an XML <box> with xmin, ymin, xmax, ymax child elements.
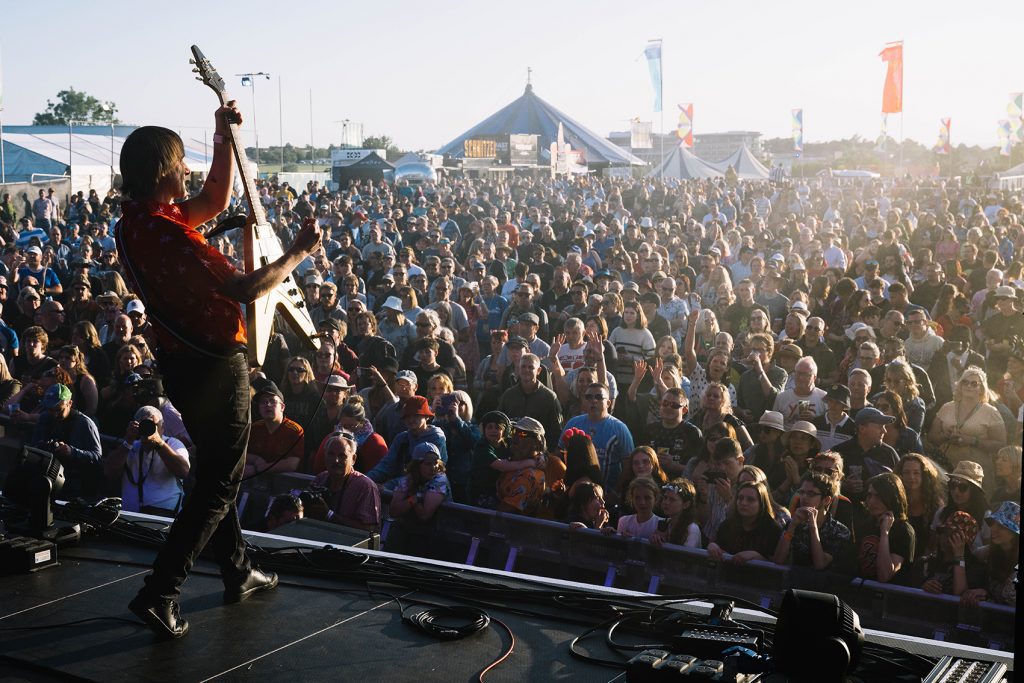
<box><xmin>642</xmin><ymin>386</ymin><xmax>702</xmax><ymax>479</ymax></box>
<box><xmin>559</xmin><ymin>382</ymin><xmax>634</xmax><ymax>504</ymax></box>
<box><xmin>927</xmin><ymin>366</ymin><xmax>1007</xmax><ymax>495</ymax></box>
<box><xmin>932</xmin><ymin>461</ymin><xmax>991</xmax><ymax>555</ymax></box>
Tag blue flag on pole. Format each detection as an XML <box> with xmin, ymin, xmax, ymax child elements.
<box><xmin>644</xmin><ymin>40</ymin><xmax>662</xmax><ymax>113</ymax></box>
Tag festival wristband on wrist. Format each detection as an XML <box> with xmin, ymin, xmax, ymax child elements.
<box><xmin>213</xmin><ymin>133</ymin><xmax>229</xmax><ymax>144</ymax></box>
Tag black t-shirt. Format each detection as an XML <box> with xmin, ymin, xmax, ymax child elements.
<box><xmin>722</xmin><ymin>302</ymin><xmax>767</xmax><ymax>336</ymax></box>
<box><xmin>643</xmin><ymin>420</ymin><xmax>704</xmax><ymax>472</ymax></box>
<box><xmin>853</xmin><ymin>515</ymin><xmax>915</xmax><ymax>580</ymax></box>
<box><xmin>715</xmin><ymin>516</ymin><xmax>781</xmax><ymax>558</ymax></box>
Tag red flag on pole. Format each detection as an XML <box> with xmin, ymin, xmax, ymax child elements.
<box><xmin>879</xmin><ymin>42</ymin><xmax>903</xmax><ymax>114</ymax></box>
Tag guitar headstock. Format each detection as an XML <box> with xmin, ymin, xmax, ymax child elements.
<box><xmin>190</xmin><ymin>45</ymin><xmax>227</xmax><ymax>103</ymax></box>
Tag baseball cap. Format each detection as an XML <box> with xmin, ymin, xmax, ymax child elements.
<box><xmin>395</xmin><ymin>370</ymin><xmax>417</xmax><ymax>385</ymax></box>
<box><xmin>825</xmin><ymin>384</ymin><xmax>851</xmax><ymax>408</ymax></box>
<box><xmin>40</xmin><ymin>383</ymin><xmax>72</xmax><ymax>409</ymax></box>
<box><xmin>854</xmin><ymin>407</ymin><xmax>895</xmax><ymax>426</ymax></box>
<box><xmin>410</xmin><ymin>442</ymin><xmax>441</xmax><ymax>461</ymax></box>
<box><xmin>517</xmin><ymin>312</ymin><xmax>540</xmax><ymax>326</ymax></box>
<box><xmin>126</xmin><ymin>299</ymin><xmax>146</xmax><ymax>314</ymax></box>
<box><xmin>255</xmin><ymin>381</ymin><xmax>284</xmax><ymax>402</ymax></box>
<box><xmin>26</xmin><ymin>245</ymin><xmax>42</xmax><ymax>256</ymax></box>
<box><xmin>513</xmin><ymin>416</ymin><xmax>545</xmax><ymax>438</ymax></box>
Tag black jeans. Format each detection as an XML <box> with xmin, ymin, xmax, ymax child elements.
<box><xmin>138</xmin><ymin>351</ymin><xmax>252</xmax><ymax>601</ymax></box>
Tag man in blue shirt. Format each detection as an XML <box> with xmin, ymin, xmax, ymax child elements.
<box><xmin>560</xmin><ymin>382</ymin><xmax>634</xmax><ymax>502</ymax></box>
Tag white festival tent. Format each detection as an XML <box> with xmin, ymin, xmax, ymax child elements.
<box><xmin>707</xmin><ymin>145</ymin><xmax>770</xmax><ymax>179</ymax></box>
<box><xmin>1</xmin><ymin>125</ymin><xmax>221</xmax><ymax>198</ymax></box>
<box><xmin>646</xmin><ymin>144</ymin><xmax>723</xmax><ymax>180</ymax></box>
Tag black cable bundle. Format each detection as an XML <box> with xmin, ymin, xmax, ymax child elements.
<box><xmin>402</xmin><ymin>605</ymin><xmax>491</xmax><ymax>641</ymax></box>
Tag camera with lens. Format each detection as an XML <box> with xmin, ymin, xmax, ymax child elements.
<box><xmin>138</xmin><ymin>419</ymin><xmax>158</xmax><ymax>438</ymax></box>
<box><xmin>299</xmin><ymin>484</ymin><xmax>330</xmax><ymax>520</ymax></box>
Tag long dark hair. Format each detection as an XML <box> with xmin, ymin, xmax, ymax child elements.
<box><xmin>939</xmin><ymin>482</ymin><xmax>989</xmax><ymax>527</ymax></box>
<box><xmin>866</xmin><ymin>472</ymin><xmax>909</xmax><ymax>521</ymax></box>
<box><xmin>565</xmin><ymin>481</ymin><xmax>604</xmax><ymax>526</ymax></box>
<box><xmin>564</xmin><ymin>433</ymin><xmax>604</xmax><ymax>489</ymax></box>
<box><xmin>662</xmin><ymin>478</ymin><xmax>697</xmax><ymax>544</ymax></box>
<box><xmin>119</xmin><ymin>126</ymin><xmax>185</xmax><ymax>199</ymax></box>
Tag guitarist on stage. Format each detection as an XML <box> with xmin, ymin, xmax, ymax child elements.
<box><xmin>115</xmin><ymin>101</ymin><xmax>321</xmax><ymax>638</ymax></box>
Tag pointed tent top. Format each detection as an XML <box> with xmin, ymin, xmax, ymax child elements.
<box><xmin>435</xmin><ymin>85</ymin><xmax>644</xmax><ymax>166</ymax></box>
<box><xmin>647</xmin><ymin>144</ymin><xmax>723</xmax><ymax>180</ymax></box>
<box><xmin>706</xmin><ymin>145</ymin><xmax>770</xmax><ymax>179</ymax></box>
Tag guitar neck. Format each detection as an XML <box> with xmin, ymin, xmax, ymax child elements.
<box><xmin>213</xmin><ymin>91</ymin><xmax>268</xmax><ymax>227</ymax></box>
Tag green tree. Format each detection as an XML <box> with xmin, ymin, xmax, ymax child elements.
<box><xmin>33</xmin><ymin>88</ymin><xmax>119</xmax><ymax>125</ymax></box>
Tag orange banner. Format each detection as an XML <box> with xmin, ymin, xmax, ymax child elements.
<box><xmin>879</xmin><ymin>42</ymin><xmax>903</xmax><ymax>114</ymax></box>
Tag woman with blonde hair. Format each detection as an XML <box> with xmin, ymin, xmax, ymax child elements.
<box><xmin>991</xmin><ymin>446</ymin><xmax>1022</xmax><ymax>506</ymax></box>
<box><xmin>71</xmin><ymin>320</ymin><xmax>111</xmax><ymax>386</ymax></box>
<box><xmin>57</xmin><ymin>345</ymin><xmax>99</xmax><ymax>417</ymax></box>
<box><xmin>101</xmin><ymin>343</ymin><xmax>145</xmax><ymax>402</ymax></box>
<box><xmin>278</xmin><ymin>356</ymin><xmax>320</xmax><ymax>431</ymax></box>
<box><xmin>927</xmin><ymin>366</ymin><xmax>1007</xmax><ymax>494</ymax></box>
<box><xmin>880</xmin><ymin>359</ymin><xmax>925</xmax><ymax>433</ymax></box>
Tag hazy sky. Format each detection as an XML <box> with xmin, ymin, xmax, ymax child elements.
<box><xmin>1</xmin><ymin>1</ymin><xmax>1021</xmax><ymax>153</ymax></box>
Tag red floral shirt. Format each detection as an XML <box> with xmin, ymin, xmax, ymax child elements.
<box><xmin>115</xmin><ymin>199</ymin><xmax>246</xmax><ymax>355</ymax></box>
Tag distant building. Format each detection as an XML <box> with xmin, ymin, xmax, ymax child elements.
<box><xmin>693</xmin><ymin>132</ymin><xmax>763</xmax><ymax>163</ymax></box>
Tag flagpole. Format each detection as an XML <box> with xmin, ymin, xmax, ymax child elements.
<box><xmin>659</xmin><ymin>41</ymin><xmax>664</xmax><ymax>182</ymax></box>
<box><xmin>898</xmin><ymin>112</ymin><xmax>904</xmax><ymax>179</ymax></box>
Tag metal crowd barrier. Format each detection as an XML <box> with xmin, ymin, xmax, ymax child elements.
<box><xmin>386</xmin><ymin>500</ymin><xmax>1017</xmax><ymax>650</ymax></box>
<box><xmin>0</xmin><ymin>421</ymin><xmax>1013</xmax><ymax>651</ymax></box>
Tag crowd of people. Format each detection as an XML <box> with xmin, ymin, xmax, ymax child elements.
<box><xmin>1</xmin><ymin>169</ymin><xmax>1020</xmax><ymax>609</ymax></box>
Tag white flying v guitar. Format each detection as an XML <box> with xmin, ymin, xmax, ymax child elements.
<box><xmin>190</xmin><ymin>44</ymin><xmax>320</xmax><ymax>367</ymax></box>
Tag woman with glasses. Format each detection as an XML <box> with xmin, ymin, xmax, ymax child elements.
<box><xmin>707</xmin><ymin>480</ymin><xmax>780</xmax><ymax>564</ymax></box>
<box><xmin>773</xmin><ymin>471</ymin><xmax>851</xmax><ymax>570</ymax></box>
<box><xmin>277</xmin><ymin>356</ymin><xmax>319</xmax><ymax>432</ymax></box>
<box><xmin>927</xmin><ymin>366</ymin><xmax>1007</xmax><ymax>493</ymax></box>
<box><xmin>932</xmin><ymin>461</ymin><xmax>991</xmax><ymax>554</ymax></box>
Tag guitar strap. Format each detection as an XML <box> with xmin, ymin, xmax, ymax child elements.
<box><xmin>115</xmin><ymin>220</ymin><xmax>235</xmax><ymax>360</ymax></box>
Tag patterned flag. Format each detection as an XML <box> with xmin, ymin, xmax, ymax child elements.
<box><xmin>997</xmin><ymin>120</ymin><xmax>1012</xmax><ymax>156</ymax></box>
<box><xmin>933</xmin><ymin>118</ymin><xmax>951</xmax><ymax>155</ymax></box>
<box><xmin>676</xmin><ymin>103</ymin><xmax>693</xmax><ymax>147</ymax></box>
<box><xmin>1010</xmin><ymin>93</ymin><xmax>1024</xmax><ymax>143</ymax></box>
<box><xmin>644</xmin><ymin>40</ymin><xmax>663</xmax><ymax>113</ymax></box>
<box><xmin>879</xmin><ymin>42</ymin><xmax>903</xmax><ymax>114</ymax></box>
<box><xmin>875</xmin><ymin>114</ymin><xmax>888</xmax><ymax>152</ymax></box>
<box><xmin>792</xmin><ymin>109</ymin><xmax>803</xmax><ymax>154</ymax></box>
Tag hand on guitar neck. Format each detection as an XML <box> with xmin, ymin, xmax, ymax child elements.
<box><xmin>219</xmin><ymin>218</ymin><xmax>321</xmax><ymax>304</ymax></box>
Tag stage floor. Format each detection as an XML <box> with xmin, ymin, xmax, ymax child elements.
<box><xmin>1</xmin><ymin>522</ymin><xmax>1015</xmax><ymax>683</ymax></box>
<box><xmin>1</xmin><ymin>538</ymin><xmax>622</xmax><ymax>682</ymax></box>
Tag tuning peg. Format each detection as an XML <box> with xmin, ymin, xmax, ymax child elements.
<box><xmin>189</xmin><ymin>58</ymin><xmax>196</xmax><ymax>64</ymax></box>
<box><xmin>192</xmin><ymin>68</ymin><xmax>200</xmax><ymax>73</ymax></box>
<box><xmin>195</xmin><ymin>76</ymin><xmax>203</xmax><ymax>81</ymax></box>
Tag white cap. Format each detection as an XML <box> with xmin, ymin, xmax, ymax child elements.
<box><xmin>126</xmin><ymin>299</ymin><xmax>146</xmax><ymax>314</ymax></box>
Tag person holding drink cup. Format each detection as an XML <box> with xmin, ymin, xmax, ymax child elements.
<box><xmin>834</xmin><ymin>407</ymin><xmax>900</xmax><ymax>505</ymax></box>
